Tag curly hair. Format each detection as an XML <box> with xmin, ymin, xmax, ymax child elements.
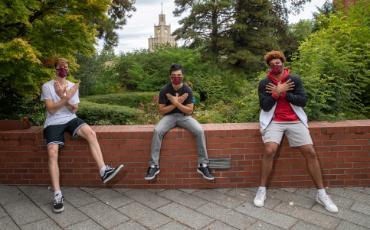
<box><xmin>264</xmin><ymin>51</ymin><xmax>286</xmax><ymax>65</ymax></box>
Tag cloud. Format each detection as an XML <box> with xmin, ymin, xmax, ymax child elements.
<box><xmin>135</xmin><ymin>0</ymin><xmax>164</xmax><ymax>6</ymax></box>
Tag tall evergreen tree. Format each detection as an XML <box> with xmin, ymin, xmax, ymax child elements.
<box><xmin>226</xmin><ymin>0</ymin><xmax>278</xmax><ymax>73</ymax></box>
<box><xmin>174</xmin><ymin>0</ymin><xmax>310</xmax><ymax>73</ymax></box>
<box><xmin>173</xmin><ymin>0</ymin><xmax>234</xmax><ymax>56</ymax></box>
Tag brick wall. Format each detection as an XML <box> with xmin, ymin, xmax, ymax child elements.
<box><xmin>0</xmin><ymin>120</ymin><xmax>369</xmax><ymax>188</ymax></box>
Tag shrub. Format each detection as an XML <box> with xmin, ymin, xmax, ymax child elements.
<box><xmin>83</xmin><ymin>92</ymin><xmax>157</xmax><ymax>108</ymax></box>
<box><xmin>291</xmin><ymin>0</ymin><xmax>370</xmax><ymax>120</ymax></box>
<box><xmin>75</xmin><ymin>52</ymin><xmax>122</xmax><ymax>96</ymax></box>
<box><xmin>77</xmin><ymin>100</ymin><xmax>142</xmax><ymax>125</ymax></box>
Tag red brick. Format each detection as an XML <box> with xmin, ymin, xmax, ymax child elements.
<box><xmin>0</xmin><ymin>121</ymin><xmax>369</xmax><ymax>188</ymax></box>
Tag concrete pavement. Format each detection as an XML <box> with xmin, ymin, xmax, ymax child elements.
<box><xmin>0</xmin><ymin>185</ymin><xmax>369</xmax><ymax>229</ymax></box>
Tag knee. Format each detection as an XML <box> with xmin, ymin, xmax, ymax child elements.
<box><xmin>153</xmin><ymin>127</ymin><xmax>165</xmax><ymax>137</ymax></box>
<box><xmin>192</xmin><ymin>127</ymin><xmax>204</xmax><ymax>137</ymax></box>
<box><xmin>304</xmin><ymin>148</ymin><xmax>318</xmax><ymax>160</ymax></box>
<box><xmin>47</xmin><ymin>145</ymin><xmax>59</xmax><ymax>162</ymax></box>
<box><xmin>263</xmin><ymin>147</ymin><xmax>277</xmax><ymax>160</ymax></box>
<box><xmin>85</xmin><ymin>129</ymin><xmax>97</xmax><ymax>141</ymax></box>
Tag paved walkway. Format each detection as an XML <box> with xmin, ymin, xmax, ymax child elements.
<box><xmin>0</xmin><ymin>185</ymin><xmax>369</xmax><ymax>230</ymax></box>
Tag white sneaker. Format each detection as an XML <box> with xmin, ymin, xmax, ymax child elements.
<box><xmin>254</xmin><ymin>188</ymin><xmax>266</xmax><ymax>207</ymax></box>
<box><xmin>316</xmin><ymin>193</ymin><xmax>339</xmax><ymax>213</ymax></box>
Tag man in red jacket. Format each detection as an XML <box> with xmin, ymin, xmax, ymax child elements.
<box><xmin>254</xmin><ymin>51</ymin><xmax>338</xmax><ymax>213</ymax></box>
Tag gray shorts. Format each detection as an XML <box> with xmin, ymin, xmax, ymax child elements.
<box><xmin>261</xmin><ymin>121</ymin><xmax>313</xmax><ymax>147</ymax></box>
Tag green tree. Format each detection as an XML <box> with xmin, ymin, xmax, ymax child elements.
<box><xmin>284</xmin><ymin>19</ymin><xmax>314</xmax><ymax>60</ymax></box>
<box><xmin>292</xmin><ymin>0</ymin><xmax>370</xmax><ymax>120</ymax></box>
<box><xmin>173</xmin><ymin>0</ymin><xmax>234</xmax><ymax>57</ymax></box>
<box><xmin>97</xmin><ymin>0</ymin><xmax>136</xmax><ymax>50</ymax></box>
<box><xmin>226</xmin><ymin>0</ymin><xmax>278</xmax><ymax>74</ymax></box>
<box><xmin>0</xmin><ymin>0</ymin><xmax>134</xmax><ymax>121</ymax></box>
<box><xmin>312</xmin><ymin>0</ymin><xmax>334</xmax><ymax>31</ymax></box>
<box><xmin>173</xmin><ymin>0</ymin><xmax>310</xmax><ymax>73</ymax></box>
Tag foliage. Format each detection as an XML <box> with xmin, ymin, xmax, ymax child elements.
<box><xmin>284</xmin><ymin>19</ymin><xmax>314</xmax><ymax>60</ymax></box>
<box><xmin>97</xmin><ymin>0</ymin><xmax>136</xmax><ymax>50</ymax></box>
<box><xmin>114</xmin><ymin>47</ymin><xmax>245</xmax><ymax>104</ymax></box>
<box><xmin>312</xmin><ymin>0</ymin><xmax>335</xmax><ymax>31</ymax></box>
<box><xmin>225</xmin><ymin>0</ymin><xmax>279</xmax><ymax>72</ymax></box>
<box><xmin>75</xmin><ymin>51</ymin><xmax>121</xmax><ymax>96</ymax></box>
<box><xmin>173</xmin><ymin>0</ymin><xmax>310</xmax><ymax>72</ymax></box>
<box><xmin>0</xmin><ymin>0</ymin><xmax>134</xmax><ymax>120</ymax></box>
<box><xmin>77</xmin><ymin>100</ymin><xmax>142</xmax><ymax>125</ymax></box>
<box><xmin>173</xmin><ymin>0</ymin><xmax>234</xmax><ymax>55</ymax></box>
<box><xmin>292</xmin><ymin>0</ymin><xmax>370</xmax><ymax>120</ymax></box>
<box><xmin>83</xmin><ymin>92</ymin><xmax>157</xmax><ymax>108</ymax></box>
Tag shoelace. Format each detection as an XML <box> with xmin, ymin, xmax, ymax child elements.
<box><xmin>54</xmin><ymin>195</ymin><xmax>63</xmax><ymax>204</ymax></box>
<box><xmin>256</xmin><ymin>189</ymin><xmax>266</xmax><ymax>199</ymax></box>
<box><xmin>320</xmin><ymin>194</ymin><xmax>333</xmax><ymax>205</ymax></box>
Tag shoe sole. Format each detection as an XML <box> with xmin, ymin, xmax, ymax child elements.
<box><xmin>144</xmin><ymin>169</ymin><xmax>160</xmax><ymax>181</ymax></box>
<box><xmin>53</xmin><ymin>206</ymin><xmax>64</xmax><ymax>213</ymax></box>
<box><xmin>253</xmin><ymin>200</ymin><xmax>264</xmax><ymax>208</ymax></box>
<box><xmin>316</xmin><ymin>198</ymin><xmax>338</xmax><ymax>213</ymax></box>
<box><xmin>197</xmin><ymin>169</ymin><xmax>215</xmax><ymax>180</ymax></box>
<box><xmin>103</xmin><ymin>164</ymin><xmax>124</xmax><ymax>183</ymax></box>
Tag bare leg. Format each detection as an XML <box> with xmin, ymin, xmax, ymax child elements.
<box><xmin>47</xmin><ymin>144</ymin><xmax>61</xmax><ymax>192</ymax></box>
<box><xmin>259</xmin><ymin>142</ymin><xmax>279</xmax><ymax>186</ymax></box>
<box><xmin>298</xmin><ymin>144</ymin><xmax>324</xmax><ymax>188</ymax></box>
<box><xmin>76</xmin><ymin>125</ymin><xmax>105</xmax><ymax>170</ymax></box>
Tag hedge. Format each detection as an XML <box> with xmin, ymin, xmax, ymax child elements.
<box><xmin>83</xmin><ymin>92</ymin><xmax>157</xmax><ymax>108</ymax></box>
<box><xmin>77</xmin><ymin>100</ymin><xmax>143</xmax><ymax>125</ymax></box>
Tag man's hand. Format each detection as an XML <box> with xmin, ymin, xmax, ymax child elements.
<box><xmin>66</xmin><ymin>103</ymin><xmax>78</xmax><ymax>113</ymax></box>
<box><xmin>266</xmin><ymin>83</ymin><xmax>278</xmax><ymax>94</ymax></box>
<box><xmin>64</xmin><ymin>81</ymin><xmax>80</xmax><ymax>100</ymax></box>
<box><xmin>276</xmin><ymin>79</ymin><xmax>295</xmax><ymax>93</ymax></box>
<box><xmin>54</xmin><ymin>81</ymin><xmax>67</xmax><ymax>98</ymax></box>
<box><xmin>166</xmin><ymin>93</ymin><xmax>180</xmax><ymax>106</ymax></box>
<box><xmin>266</xmin><ymin>79</ymin><xmax>295</xmax><ymax>94</ymax></box>
<box><xmin>178</xmin><ymin>93</ymin><xmax>188</xmax><ymax>104</ymax></box>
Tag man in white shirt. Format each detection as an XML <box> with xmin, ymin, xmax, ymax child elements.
<box><xmin>41</xmin><ymin>58</ymin><xmax>124</xmax><ymax>213</ymax></box>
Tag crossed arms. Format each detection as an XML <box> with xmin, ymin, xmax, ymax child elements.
<box><xmin>258</xmin><ymin>76</ymin><xmax>307</xmax><ymax>111</ymax></box>
<box><xmin>159</xmin><ymin>93</ymin><xmax>193</xmax><ymax>115</ymax></box>
<box><xmin>45</xmin><ymin>81</ymin><xmax>80</xmax><ymax>114</ymax></box>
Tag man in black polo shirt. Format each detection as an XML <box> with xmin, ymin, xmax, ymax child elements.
<box><xmin>145</xmin><ymin>64</ymin><xmax>214</xmax><ymax>181</ymax></box>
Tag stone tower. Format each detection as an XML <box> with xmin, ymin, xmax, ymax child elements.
<box><xmin>148</xmin><ymin>4</ymin><xmax>176</xmax><ymax>52</ymax></box>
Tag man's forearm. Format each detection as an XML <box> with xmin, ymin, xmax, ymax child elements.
<box><xmin>66</xmin><ymin>103</ymin><xmax>78</xmax><ymax>113</ymax></box>
<box><xmin>46</xmin><ymin>98</ymin><xmax>69</xmax><ymax>114</ymax></box>
<box><xmin>159</xmin><ymin>104</ymin><xmax>176</xmax><ymax>115</ymax></box>
<box><xmin>174</xmin><ymin>102</ymin><xmax>193</xmax><ymax>115</ymax></box>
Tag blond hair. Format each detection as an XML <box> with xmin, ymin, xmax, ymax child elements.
<box><xmin>54</xmin><ymin>58</ymin><xmax>69</xmax><ymax>68</ymax></box>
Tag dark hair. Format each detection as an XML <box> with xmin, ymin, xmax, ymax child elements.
<box><xmin>264</xmin><ymin>50</ymin><xmax>286</xmax><ymax>65</ymax></box>
<box><xmin>169</xmin><ymin>64</ymin><xmax>183</xmax><ymax>75</ymax></box>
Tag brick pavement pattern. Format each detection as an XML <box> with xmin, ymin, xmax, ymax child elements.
<box><xmin>0</xmin><ymin>186</ymin><xmax>369</xmax><ymax>229</ymax></box>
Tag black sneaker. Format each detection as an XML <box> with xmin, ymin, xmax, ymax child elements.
<box><xmin>101</xmin><ymin>164</ymin><xmax>124</xmax><ymax>183</ymax></box>
<box><xmin>145</xmin><ymin>165</ymin><xmax>160</xmax><ymax>180</ymax></box>
<box><xmin>53</xmin><ymin>195</ymin><xmax>64</xmax><ymax>213</ymax></box>
<box><xmin>197</xmin><ymin>165</ymin><xmax>215</xmax><ymax>180</ymax></box>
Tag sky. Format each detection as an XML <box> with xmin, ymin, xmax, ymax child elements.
<box><xmin>98</xmin><ymin>0</ymin><xmax>329</xmax><ymax>54</ymax></box>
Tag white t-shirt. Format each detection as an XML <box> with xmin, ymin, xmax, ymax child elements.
<box><xmin>41</xmin><ymin>80</ymin><xmax>80</xmax><ymax>128</ymax></box>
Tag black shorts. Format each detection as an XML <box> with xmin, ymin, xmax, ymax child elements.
<box><xmin>43</xmin><ymin>118</ymin><xmax>86</xmax><ymax>146</ymax></box>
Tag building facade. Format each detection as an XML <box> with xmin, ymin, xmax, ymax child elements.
<box><xmin>148</xmin><ymin>9</ymin><xmax>176</xmax><ymax>52</ymax></box>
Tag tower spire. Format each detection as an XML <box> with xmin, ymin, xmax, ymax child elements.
<box><xmin>161</xmin><ymin>2</ymin><xmax>163</xmax><ymax>14</ymax></box>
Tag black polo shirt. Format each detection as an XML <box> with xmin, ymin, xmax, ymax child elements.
<box><xmin>159</xmin><ymin>83</ymin><xmax>193</xmax><ymax>115</ymax></box>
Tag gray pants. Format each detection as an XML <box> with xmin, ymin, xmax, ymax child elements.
<box><xmin>149</xmin><ymin>113</ymin><xmax>209</xmax><ymax>167</ymax></box>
